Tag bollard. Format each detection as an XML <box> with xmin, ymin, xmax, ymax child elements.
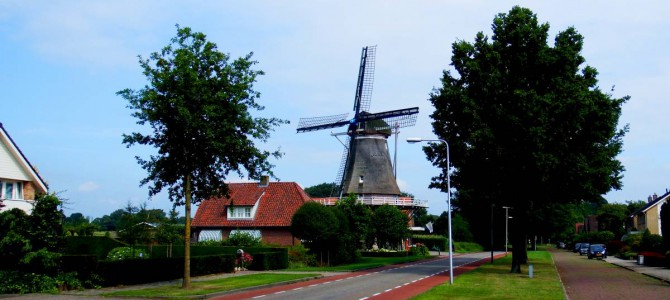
<box><xmin>529</xmin><ymin>264</ymin><xmax>534</xmax><ymax>278</ymax></box>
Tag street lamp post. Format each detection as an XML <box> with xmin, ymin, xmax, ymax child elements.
<box><xmin>502</xmin><ymin>206</ymin><xmax>512</xmax><ymax>255</ymax></box>
<box><xmin>407</xmin><ymin>137</ymin><xmax>453</xmax><ymax>285</ymax></box>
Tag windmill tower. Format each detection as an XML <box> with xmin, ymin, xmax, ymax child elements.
<box><xmin>297</xmin><ymin>46</ymin><xmax>421</xmax><ymax>205</ymax></box>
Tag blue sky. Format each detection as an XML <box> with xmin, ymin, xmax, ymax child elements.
<box><xmin>2</xmin><ymin>1</ymin><xmax>669</xmax><ymax>219</ymax></box>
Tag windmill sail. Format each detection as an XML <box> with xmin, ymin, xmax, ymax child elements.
<box><xmin>354</xmin><ymin>46</ymin><xmax>375</xmax><ymax>114</ymax></box>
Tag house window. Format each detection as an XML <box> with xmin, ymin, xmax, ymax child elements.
<box><xmin>1</xmin><ymin>181</ymin><xmax>23</xmax><ymax>200</ymax></box>
<box><xmin>198</xmin><ymin>230</ymin><xmax>222</xmax><ymax>242</ymax></box>
<box><xmin>228</xmin><ymin>206</ymin><xmax>252</xmax><ymax>219</ymax></box>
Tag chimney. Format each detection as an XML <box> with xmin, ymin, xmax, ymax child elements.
<box><xmin>259</xmin><ymin>175</ymin><xmax>269</xmax><ymax>187</ymax></box>
<box><xmin>648</xmin><ymin>195</ymin><xmax>653</xmax><ymax>203</ymax></box>
<box><xmin>653</xmin><ymin>193</ymin><xmax>658</xmax><ymax>200</ymax></box>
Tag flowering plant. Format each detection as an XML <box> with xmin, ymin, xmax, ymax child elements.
<box><xmin>235</xmin><ymin>252</ymin><xmax>254</xmax><ymax>270</ymax></box>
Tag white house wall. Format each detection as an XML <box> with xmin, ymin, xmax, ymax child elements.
<box><xmin>0</xmin><ymin>137</ymin><xmax>31</xmax><ymax>181</ymax></box>
<box><xmin>1</xmin><ymin>198</ymin><xmax>33</xmax><ymax>213</ymax></box>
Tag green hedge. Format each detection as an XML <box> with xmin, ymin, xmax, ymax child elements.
<box><xmin>64</xmin><ymin>236</ymin><xmax>126</xmax><ymax>259</ymax></box>
<box><xmin>412</xmin><ymin>234</ymin><xmax>448</xmax><ymax>251</ymax></box>
<box><xmin>97</xmin><ymin>257</ymin><xmax>182</xmax><ymax>286</ymax></box>
<box><xmin>248</xmin><ymin>251</ymin><xmax>289</xmax><ymax>270</ymax></box>
<box><xmin>95</xmin><ymin>254</ymin><xmax>236</xmax><ymax>286</ymax></box>
<box><xmin>148</xmin><ymin>245</ymin><xmax>287</xmax><ymax>258</ymax></box>
<box><xmin>360</xmin><ymin>251</ymin><xmax>409</xmax><ymax>257</ymax></box>
<box><xmin>60</xmin><ymin>244</ymin><xmax>287</xmax><ymax>286</ymax></box>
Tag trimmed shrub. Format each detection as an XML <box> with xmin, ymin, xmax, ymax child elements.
<box><xmin>607</xmin><ymin>240</ymin><xmax>624</xmax><ymax>256</ymax></box>
<box><xmin>454</xmin><ymin>242</ymin><xmax>484</xmax><ymax>252</ymax></box>
<box><xmin>191</xmin><ymin>254</ymin><xmax>236</xmax><ymax>276</ymax></box>
<box><xmin>638</xmin><ymin>251</ymin><xmax>666</xmax><ymax>267</ymax></box>
<box><xmin>412</xmin><ymin>235</ymin><xmax>447</xmax><ymax>251</ymax></box>
<box><xmin>0</xmin><ymin>270</ymin><xmax>84</xmax><ymax>294</ymax></box>
<box><xmin>222</xmin><ymin>231</ymin><xmax>262</xmax><ymax>247</ymax></box>
<box><xmin>248</xmin><ymin>251</ymin><xmax>289</xmax><ymax>270</ymax></box>
<box><xmin>106</xmin><ymin>247</ymin><xmax>150</xmax><ymax>260</ymax></box>
<box><xmin>288</xmin><ymin>244</ymin><xmax>317</xmax><ymax>268</ymax></box>
<box><xmin>360</xmin><ymin>251</ymin><xmax>408</xmax><ymax>257</ymax></box>
<box><xmin>97</xmin><ymin>257</ymin><xmax>182</xmax><ymax>286</ymax></box>
<box><xmin>409</xmin><ymin>244</ymin><xmax>430</xmax><ymax>256</ymax></box>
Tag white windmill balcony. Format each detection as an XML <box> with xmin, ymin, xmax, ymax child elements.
<box><xmin>313</xmin><ymin>195</ymin><xmax>428</xmax><ymax>208</ymax></box>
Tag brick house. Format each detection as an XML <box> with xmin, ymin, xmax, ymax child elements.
<box><xmin>191</xmin><ymin>180</ymin><xmax>311</xmax><ymax>246</ymax></box>
<box><xmin>0</xmin><ymin>123</ymin><xmax>48</xmax><ymax>214</ymax></box>
<box><xmin>630</xmin><ymin>192</ymin><xmax>669</xmax><ymax>236</ymax></box>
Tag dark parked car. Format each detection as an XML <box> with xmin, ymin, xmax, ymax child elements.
<box><xmin>573</xmin><ymin>243</ymin><xmax>582</xmax><ymax>253</ymax></box>
<box><xmin>587</xmin><ymin>244</ymin><xmax>607</xmax><ymax>259</ymax></box>
<box><xmin>579</xmin><ymin>243</ymin><xmax>590</xmax><ymax>255</ymax></box>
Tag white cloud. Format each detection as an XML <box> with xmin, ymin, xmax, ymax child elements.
<box><xmin>78</xmin><ymin>181</ymin><xmax>100</xmax><ymax>192</ymax></box>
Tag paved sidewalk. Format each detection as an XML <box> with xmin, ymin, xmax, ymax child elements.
<box><xmin>605</xmin><ymin>256</ymin><xmax>670</xmax><ymax>283</ymax></box>
<box><xmin>551</xmin><ymin>249</ymin><xmax>669</xmax><ymax>300</ymax></box>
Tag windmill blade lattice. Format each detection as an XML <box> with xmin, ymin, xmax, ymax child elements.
<box><xmin>296</xmin><ymin>113</ymin><xmax>349</xmax><ymax>133</ymax></box>
<box><xmin>358</xmin><ymin>107</ymin><xmax>419</xmax><ymax>131</ymax></box>
<box><xmin>354</xmin><ymin>46</ymin><xmax>376</xmax><ymax>114</ymax></box>
<box><xmin>332</xmin><ymin>135</ymin><xmax>351</xmax><ymax>196</ymax></box>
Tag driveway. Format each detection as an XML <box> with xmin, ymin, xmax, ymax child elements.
<box><xmin>551</xmin><ymin>248</ymin><xmax>670</xmax><ymax>299</ymax></box>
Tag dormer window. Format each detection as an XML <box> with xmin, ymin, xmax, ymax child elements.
<box><xmin>0</xmin><ymin>181</ymin><xmax>23</xmax><ymax>200</ymax></box>
<box><xmin>228</xmin><ymin>206</ymin><xmax>252</xmax><ymax>219</ymax></box>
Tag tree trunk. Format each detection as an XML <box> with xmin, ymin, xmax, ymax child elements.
<box><xmin>510</xmin><ymin>217</ymin><xmax>528</xmax><ymax>273</ymax></box>
<box><xmin>182</xmin><ymin>174</ymin><xmax>192</xmax><ymax>289</ymax></box>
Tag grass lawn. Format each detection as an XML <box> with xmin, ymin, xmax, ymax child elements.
<box><xmin>102</xmin><ymin>273</ymin><xmax>319</xmax><ymax>298</ymax></box>
<box><xmin>286</xmin><ymin>255</ymin><xmax>431</xmax><ymax>271</ymax></box>
<box><xmin>412</xmin><ymin>251</ymin><xmax>564</xmax><ymax>300</ymax></box>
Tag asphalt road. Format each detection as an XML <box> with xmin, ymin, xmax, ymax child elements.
<box><xmin>551</xmin><ymin>248</ymin><xmax>670</xmax><ymax>299</ymax></box>
<box><xmin>213</xmin><ymin>252</ymin><xmax>497</xmax><ymax>300</ymax></box>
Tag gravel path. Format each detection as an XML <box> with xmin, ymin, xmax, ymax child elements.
<box><xmin>551</xmin><ymin>248</ymin><xmax>670</xmax><ymax>299</ymax></box>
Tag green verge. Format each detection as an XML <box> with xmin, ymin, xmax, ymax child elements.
<box><xmin>102</xmin><ymin>273</ymin><xmax>319</xmax><ymax>298</ymax></box>
<box><xmin>286</xmin><ymin>255</ymin><xmax>430</xmax><ymax>271</ymax></box>
<box><xmin>412</xmin><ymin>251</ymin><xmax>564</xmax><ymax>300</ymax></box>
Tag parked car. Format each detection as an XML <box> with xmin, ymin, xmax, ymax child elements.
<box><xmin>573</xmin><ymin>243</ymin><xmax>582</xmax><ymax>253</ymax></box>
<box><xmin>579</xmin><ymin>243</ymin><xmax>590</xmax><ymax>256</ymax></box>
<box><xmin>587</xmin><ymin>244</ymin><xmax>607</xmax><ymax>259</ymax></box>
<box><xmin>557</xmin><ymin>241</ymin><xmax>566</xmax><ymax>249</ymax></box>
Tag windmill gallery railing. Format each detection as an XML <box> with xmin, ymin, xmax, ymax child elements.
<box><xmin>313</xmin><ymin>195</ymin><xmax>428</xmax><ymax>207</ymax></box>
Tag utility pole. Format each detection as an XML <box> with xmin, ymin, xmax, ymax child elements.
<box><xmin>503</xmin><ymin>206</ymin><xmax>512</xmax><ymax>255</ymax></box>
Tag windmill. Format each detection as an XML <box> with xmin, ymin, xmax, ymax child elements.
<box><xmin>297</xmin><ymin>46</ymin><xmax>419</xmax><ymax>199</ymax></box>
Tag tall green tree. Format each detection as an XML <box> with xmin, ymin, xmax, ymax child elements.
<box><xmin>425</xmin><ymin>6</ymin><xmax>627</xmax><ymax>273</ymax></box>
<box><xmin>304</xmin><ymin>182</ymin><xmax>337</xmax><ymax>198</ymax></box>
<box><xmin>336</xmin><ymin>194</ymin><xmax>373</xmax><ymax>249</ymax></box>
<box><xmin>596</xmin><ymin>203</ymin><xmax>628</xmax><ymax>238</ymax></box>
<box><xmin>371</xmin><ymin>205</ymin><xmax>410</xmax><ymax>249</ymax></box>
<box><xmin>119</xmin><ymin>25</ymin><xmax>287</xmax><ymax>287</ymax></box>
<box><xmin>291</xmin><ymin>202</ymin><xmax>339</xmax><ymax>260</ymax></box>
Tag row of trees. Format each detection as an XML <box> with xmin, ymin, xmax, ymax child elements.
<box><xmin>291</xmin><ymin>194</ymin><xmax>410</xmax><ymax>265</ymax></box>
<box><xmin>62</xmin><ymin>204</ymin><xmax>186</xmax><ymax>246</ymax></box>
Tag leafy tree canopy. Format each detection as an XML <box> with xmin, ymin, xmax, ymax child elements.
<box><xmin>304</xmin><ymin>182</ymin><xmax>337</xmax><ymax>198</ymax></box>
<box><xmin>371</xmin><ymin>205</ymin><xmax>409</xmax><ymax>248</ymax></box>
<box><xmin>425</xmin><ymin>6</ymin><xmax>628</xmax><ymax>272</ymax></box>
<box><xmin>119</xmin><ymin>24</ymin><xmax>288</xmax><ymax>205</ymax></box>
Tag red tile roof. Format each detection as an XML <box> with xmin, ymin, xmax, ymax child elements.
<box><xmin>192</xmin><ymin>182</ymin><xmax>312</xmax><ymax>228</ymax></box>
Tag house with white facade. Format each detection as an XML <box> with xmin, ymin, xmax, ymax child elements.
<box><xmin>0</xmin><ymin>123</ymin><xmax>48</xmax><ymax>213</ymax></box>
